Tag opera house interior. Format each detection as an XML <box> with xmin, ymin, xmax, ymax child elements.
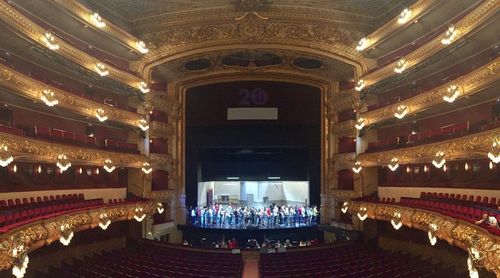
<box><xmin>0</xmin><ymin>0</ymin><xmax>498</xmax><ymax>277</ymax></box>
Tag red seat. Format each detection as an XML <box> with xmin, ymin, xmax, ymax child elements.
<box><xmin>490</xmin><ymin>197</ymin><xmax>497</xmax><ymax>205</ymax></box>
<box><xmin>475</xmin><ymin>196</ymin><xmax>481</xmax><ymax>203</ymax></box>
<box><xmin>441</xmin><ymin>124</ymin><xmax>455</xmax><ymax>135</ymax></box>
<box><xmin>30</xmin><ymin>197</ymin><xmax>35</xmax><ymax>203</ymax></box>
<box><xmin>7</xmin><ymin>200</ymin><xmax>14</xmax><ymax>207</ymax></box>
<box><xmin>15</xmin><ymin>199</ymin><xmax>21</xmax><ymax>206</ymax></box>
<box><xmin>430</xmin><ymin>128</ymin><xmax>442</xmax><ymax>138</ymax></box>
<box><xmin>468</xmin><ymin>195</ymin><xmax>474</xmax><ymax>202</ymax></box>
<box><xmin>443</xmin><ymin>193</ymin><xmax>449</xmax><ymax>199</ymax></box>
<box><xmin>438</xmin><ymin>193</ymin><xmax>443</xmax><ymax>198</ymax></box>
<box><xmin>0</xmin><ymin>200</ymin><xmax>7</xmax><ymax>208</ymax></box>
<box><xmin>481</xmin><ymin>197</ymin><xmax>488</xmax><ymax>204</ymax></box>
<box><xmin>455</xmin><ymin>194</ymin><xmax>461</xmax><ymax>200</ymax></box>
<box><xmin>22</xmin><ymin>198</ymin><xmax>29</xmax><ymax>204</ymax></box>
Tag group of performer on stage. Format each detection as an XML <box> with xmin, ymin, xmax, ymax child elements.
<box><xmin>187</xmin><ymin>203</ymin><xmax>319</xmax><ymax>228</ymax></box>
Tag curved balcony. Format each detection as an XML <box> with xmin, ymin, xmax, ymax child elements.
<box><xmin>359</xmin><ymin>0</ymin><xmax>497</xmax><ymax>89</ymax></box>
<box><xmin>360</xmin><ymin>58</ymin><xmax>499</xmax><ymax>127</ymax></box>
<box><xmin>0</xmin><ymin>62</ymin><xmax>144</xmax><ymax>128</ymax></box>
<box><xmin>0</xmin><ymin>198</ymin><xmax>158</xmax><ymax>272</ymax></box>
<box><xmin>345</xmin><ymin>199</ymin><xmax>499</xmax><ymax>276</ymax></box>
<box><xmin>0</xmin><ymin>1</ymin><xmax>145</xmax><ymax>90</ymax></box>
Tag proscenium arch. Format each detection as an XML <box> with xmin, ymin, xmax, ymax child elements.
<box><xmin>136</xmin><ymin>44</ymin><xmax>366</xmax><ymax>81</ymax></box>
<box><xmin>166</xmin><ymin>70</ymin><xmax>342</xmax><ymax>209</ymax></box>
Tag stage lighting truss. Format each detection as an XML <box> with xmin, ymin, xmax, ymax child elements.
<box><xmin>59</xmin><ymin>223</ymin><xmax>74</xmax><ymax>246</ymax></box>
<box><xmin>141</xmin><ymin>162</ymin><xmax>153</xmax><ymax>174</ymax></box>
<box><xmin>99</xmin><ymin>213</ymin><xmax>112</xmax><ymax>230</ymax></box>
<box><xmin>134</xmin><ymin>207</ymin><xmax>146</xmax><ymax>222</ymax></box>
<box><xmin>355</xmin><ymin>118</ymin><xmax>365</xmax><ymax>130</ymax></box>
<box><xmin>432</xmin><ymin>151</ymin><xmax>446</xmax><ymax>168</ymax></box>
<box><xmin>487</xmin><ymin>140</ymin><xmax>500</xmax><ymax>164</ymax></box>
<box><xmin>390</xmin><ymin>212</ymin><xmax>403</xmax><ymax>230</ymax></box>
<box><xmin>352</xmin><ymin>161</ymin><xmax>362</xmax><ymax>173</ymax></box>
<box><xmin>157</xmin><ymin>203</ymin><xmax>165</xmax><ymax>214</ymax></box>
<box><xmin>138</xmin><ymin>118</ymin><xmax>149</xmax><ymax>131</ymax></box>
<box><xmin>0</xmin><ymin>144</ymin><xmax>14</xmax><ymax>167</ymax></box>
<box><xmin>443</xmin><ymin>84</ymin><xmax>460</xmax><ymax>103</ymax></box>
<box><xmin>41</xmin><ymin>32</ymin><xmax>59</xmax><ymax>50</ymax></box>
<box><xmin>394</xmin><ymin>105</ymin><xmax>408</xmax><ymax>119</ymax></box>
<box><xmin>441</xmin><ymin>25</ymin><xmax>458</xmax><ymax>45</ymax></box>
<box><xmin>356</xmin><ymin>38</ymin><xmax>370</xmax><ymax>51</ymax></box>
<box><xmin>357</xmin><ymin>206</ymin><xmax>368</xmax><ymax>221</ymax></box>
<box><xmin>103</xmin><ymin>159</ymin><xmax>115</xmax><ymax>173</ymax></box>
<box><xmin>427</xmin><ymin>223</ymin><xmax>438</xmax><ymax>246</ymax></box>
<box><xmin>341</xmin><ymin>202</ymin><xmax>349</xmax><ymax>214</ymax></box>
<box><xmin>394</xmin><ymin>58</ymin><xmax>407</xmax><ymax>74</ymax></box>
<box><xmin>388</xmin><ymin>158</ymin><xmax>399</xmax><ymax>171</ymax></box>
<box><xmin>56</xmin><ymin>154</ymin><xmax>71</xmax><ymax>173</ymax></box>
<box><xmin>11</xmin><ymin>245</ymin><xmax>29</xmax><ymax>278</ymax></box>
<box><xmin>355</xmin><ymin>79</ymin><xmax>365</xmax><ymax>91</ymax></box>
<box><xmin>40</xmin><ymin>89</ymin><xmax>58</xmax><ymax>107</ymax></box>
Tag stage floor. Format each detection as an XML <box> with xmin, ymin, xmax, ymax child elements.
<box><xmin>186</xmin><ymin>221</ymin><xmax>317</xmax><ymax>230</ymax></box>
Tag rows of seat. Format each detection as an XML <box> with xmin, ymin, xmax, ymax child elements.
<box><xmin>0</xmin><ymin>195</ymin><xmax>104</xmax><ymax>233</ymax></box>
<box><xmin>420</xmin><ymin>192</ymin><xmax>499</xmax><ymax>207</ymax></box>
<box><xmin>0</xmin><ymin>124</ymin><xmax>138</xmax><ymax>154</ymax></box>
<box><xmin>0</xmin><ymin>193</ymin><xmax>84</xmax><ymax>209</ymax></box>
<box><xmin>260</xmin><ymin>244</ymin><xmax>457</xmax><ymax>278</ymax></box>
<box><xmin>42</xmin><ymin>242</ymin><xmax>243</xmax><ymax>278</ymax></box>
<box><xmin>366</xmin><ymin>120</ymin><xmax>492</xmax><ymax>153</ymax></box>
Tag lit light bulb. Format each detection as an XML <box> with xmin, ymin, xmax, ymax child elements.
<box><xmin>391</xmin><ymin>212</ymin><xmax>403</xmax><ymax>230</ymax></box>
<box><xmin>59</xmin><ymin>224</ymin><xmax>74</xmax><ymax>246</ymax></box>
<box><xmin>357</xmin><ymin>207</ymin><xmax>368</xmax><ymax>221</ymax></box>
<box><xmin>355</xmin><ymin>118</ymin><xmax>365</xmax><ymax>130</ymax></box>
<box><xmin>138</xmin><ymin>81</ymin><xmax>150</xmax><ymax>94</ymax></box>
<box><xmin>0</xmin><ymin>144</ymin><xmax>14</xmax><ymax>167</ymax></box>
<box><xmin>394</xmin><ymin>58</ymin><xmax>407</xmax><ymax>73</ymax></box>
<box><xmin>388</xmin><ymin>158</ymin><xmax>399</xmax><ymax>171</ymax></box>
<box><xmin>428</xmin><ymin>223</ymin><xmax>438</xmax><ymax>246</ymax></box>
<box><xmin>103</xmin><ymin>159</ymin><xmax>115</xmax><ymax>173</ymax></box>
<box><xmin>432</xmin><ymin>151</ymin><xmax>446</xmax><ymax>168</ymax></box>
<box><xmin>40</xmin><ymin>89</ymin><xmax>58</xmax><ymax>107</ymax></box>
<box><xmin>487</xmin><ymin>140</ymin><xmax>500</xmax><ymax>163</ymax></box>
<box><xmin>355</xmin><ymin>79</ymin><xmax>365</xmax><ymax>91</ymax></box>
<box><xmin>397</xmin><ymin>8</ymin><xmax>412</xmax><ymax>24</ymax></box>
<box><xmin>138</xmin><ymin>118</ymin><xmax>149</xmax><ymax>131</ymax></box>
<box><xmin>141</xmin><ymin>162</ymin><xmax>152</xmax><ymax>174</ymax></box>
<box><xmin>41</xmin><ymin>32</ymin><xmax>60</xmax><ymax>50</ymax></box>
<box><xmin>95</xmin><ymin>108</ymin><xmax>108</xmax><ymax>122</ymax></box>
<box><xmin>157</xmin><ymin>203</ymin><xmax>164</xmax><ymax>214</ymax></box>
<box><xmin>341</xmin><ymin>202</ymin><xmax>348</xmax><ymax>213</ymax></box>
<box><xmin>441</xmin><ymin>25</ymin><xmax>458</xmax><ymax>45</ymax></box>
<box><xmin>90</xmin><ymin>12</ymin><xmax>106</xmax><ymax>28</ymax></box>
<box><xmin>56</xmin><ymin>154</ymin><xmax>71</xmax><ymax>173</ymax></box>
<box><xmin>443</xmin><ymin>84</ymin><xmax>460</xmax><ymax>103</ymax></box>
<box><xmin>95</xmin><ymin>62</ymin><xmax>109</xmax><ymax>76</ymax></box>
<box><xmin>394</xmin><ymin>105</ymin><xmax>408</xmax><ymax>119</ymax></box>
<box><xmin>134</xmin><ymin>207</ymin><xmax>146</xmax><ymax>222</ymax></box>
<box><xmin>356</xmin><ymin>37</ymin><xmax>370</xmax><ymax>51</ymax></box>
<box><xmin>136</xmin><ymin>41</ymin><xmax>149</xmax><ymax>54</ymax></box>
<box><xmin>352</xmin><ymin>161</ymin><xmax>362</xmax><ymax>173</ymax></box>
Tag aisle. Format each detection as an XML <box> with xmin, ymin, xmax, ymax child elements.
<box><xmin>242</xmin><ymin>259</ymin><xmax>260</xmax><ymax>278</ymax></box>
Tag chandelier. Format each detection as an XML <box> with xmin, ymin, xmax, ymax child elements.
<box><xmin>138</xmin><ymin>81</ymin><xmax>150</xmax><ymax>94</ymax></box>
<box><xmin>0</xmin><ymin>144</ymin><xmax>14</xmax><ymax>167</ymax></box>
<box><xmin>355</xmin><ymin>79</ymin><xmax>365</xmax><ymax>91</ymax></box>
<box><xmin>11</xmin><ymin>245</ymin><xmax>29</xmax><ymax>278</ymax></box>
<box><xmin>443</xmin><ymin>84</ymin><xmax>460</xmax><ymax>103</ymax></box>
<box><xmin>56</xmin><ymin>154</ymin><xmax>71</xmax><ymax>173</ymax></box>
<box><xmin>41</xmin><ymin>32</ymin><xmax>60</xmax><ymax>50</ymax></box>
<box><xmin>40</xmin><ymin>89</ymin><xmax>58</xmax><ymax>107</ymax></box>
<box><xmin>95</xmin><ymin>62</ymin><xmax>109</xmax><ymax>76</ymax></box>
<box><xmin>352</xmin><ymin>161</ymin><xmax>362</xmax><ymax>173</ymax></box>
<box><xmin>341</xmin><ymin>202</ymin><xmax>348</xmax><ymax>213</ymax></box>
<box><xmin>356</xmin><ymin>37</ymin><xmax>370</xmax><ymax>51</ymax></box>
<box><xmin>397</xmin><ymin>8</ymin><xmax>412</xmax><ymax>24</ymax></box>
<box><xmin>394</xmin><ymin>105</ymin><xmax>408</xmax><ymax>119</ymax></box>
<box><xmin>95</xmin><ymin>108</ymin><xmax>108</xmax><ymax>122</ymax></box>
<box><xmin>134</xmin><ymin>207</ymin><xmax>146</xmax><ymax>222</ymax></box>
<box><xmin>428</xmin><ymin>223</ymin><xmax>438</xmax><ymax>246</ymax></box>
<box><xmin>355</xmin><ymin>118</ymin><xmax>365</xmax><ymax>130</ymax></box>
<box><xmin>390</xmin><ymin>212</ymin><xmax>403</xmax><ymax>230</ymax></box>
<box><xmin>90</xmin><ymin>12</ymin><xmax>106</xmax><ymax>28</ymax></box>
<box><xmin>357</xmin><ymin>206</ymin><xmax>368</xmax><ymax>221</ymax></box>
<box><xmin>141</xmin><ymin>162</ymin><xmax>153</xmax><ymax>174</ymax></box>
<box><xmin>432</xmin><ymin>151</ymin><xmax>446</xmax><ymax>168</ymax></box>
<box><xmin>59</xmin><ymin>224</ymin><xmax>74</xmax><ymax>246</ymax></box>
<box><xmin>441</xmin><ymin>25</ymin><xmax>458</xmax><ymax>45</ymax></box>
<box><xmin>388</xmin><ymin>158</ymin><xmax>399</xmax><ymax>171</ymax></box>
<box><xmin>394</xmin><ymin>58</ymin><xmax>407</xmax><ymax>73</ymax></box>
<box><xmin>99</xmin><ymin>212</ymin><xmax>111</xmax><ymax>230</ymax></box>
<box><xmin>487</xmin><ymin>140</ymin><xmax>500</xmax><ymax>163</ymax></box>
<box><xmin>103</xmin><ymin>159</ymin><xmax>115</xmax><ymax>173</ymax></box>
<box><xmin>138</xmin><ymin>118</ymin><xmax>149</xmax><ymax>131</ymax></box>
<box><xmin>157</xmin><ymin>203</ymin><xmax>165</xmax><ymax>214</ymax></box>
<box><xmin>136</xmin><ymin>41</ymin><xmax>149</xmax><ymax>54</ymax></box>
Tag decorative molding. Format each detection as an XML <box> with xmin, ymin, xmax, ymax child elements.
<box><xmin>347</xmin><ymin>201</ymin><xmax>500</xmax><ymax>276</ymax></box>
<box><xmin>0</xmin><ymin>1</ymin><xmax>145</xmax><ymax>89</ymax></box>
<box><xmin>358</xmin><ymin>127</ymin><xmax>499</xmax><ymax>166</ymax></box>
<box><xmin>0</xmin><ymin>63</ymin><xmax>144</xmax><ymax>127</ymax></box>
<box><xmin>0</xmin><ymin>132</ymin><xmax>146</xmax><ymax>168</ymax></box>
<box><xmin>328</xmin><ymin>89</ymin><xmax>358</xmax><ymax>112</ymax></box>
<box><xmin>359</xmin><ymin>0</ymin><xmax>440</xmax><ymax>50</ymax></box>
<box><xmin>149</xmin><ymin>121</ymin><xmax>174</xmax><ymax>138</ymax></box>
<box><xmin>361</xmin><ymin>0</ymin><xmax>498</xmax><ymax>88</ymax></box>
<box><xmin>333</xmin><ymin>120</ymin><xmax>356</xmax><ymax>137</ymax></box>
<box><xmin>49</xmin><ymin>0</ymin><xmax>147</xmax><ymax>54</ymax></box>
<box><xmin>0</xmin><ymin>200</ymin><xmax>156</xmax><ymax>271</ymax></box>
<box><xmin>333</xmin><ymin>152</ymin><xmax>356</xmax><ymax>170</ymax></box>
<box><xmin>330</xmin><ymin>189</ymin><xmax>362</xmax><ymax>200</ymax></box>
<box><xmin>361</xmin><ymin>58</ymin><xmax>498</xmax><ymax>126</ymax></box>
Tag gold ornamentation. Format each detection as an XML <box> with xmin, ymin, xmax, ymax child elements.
<box><xmin>361</xmin><ymin>59</ymin><xmax>498</xmax><ymax>126</ymax></box>
<box><xmin>333</xmin><ymin>120</ymin><xmax>355</xmax><ymax>136</ymax></box>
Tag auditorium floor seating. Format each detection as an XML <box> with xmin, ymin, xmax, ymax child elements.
<box><xmin>0</xmin><ymin>194</ymin><xmax>146</xmax><ymax>233</ymax></box>
<box><xmin>41</xmin><ymin>241</ymin><xmax>243</xmax><ymax>278</ymax></box>
<box><xmin>259</xmin><ymin>243</ymin><xmax>464</xmax><ymax>278</ymax></box>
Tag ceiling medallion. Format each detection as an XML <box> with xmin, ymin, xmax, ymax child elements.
<box><xmin>235</xmin><ymin>11</ymin><xmax>268</xmax><ymax>41</ymax></box>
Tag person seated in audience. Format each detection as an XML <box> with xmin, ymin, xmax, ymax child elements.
<box><xmin>475</xmin><ymin>213</ymin><xmax>499</xmax><ymax>228</ymax></box>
